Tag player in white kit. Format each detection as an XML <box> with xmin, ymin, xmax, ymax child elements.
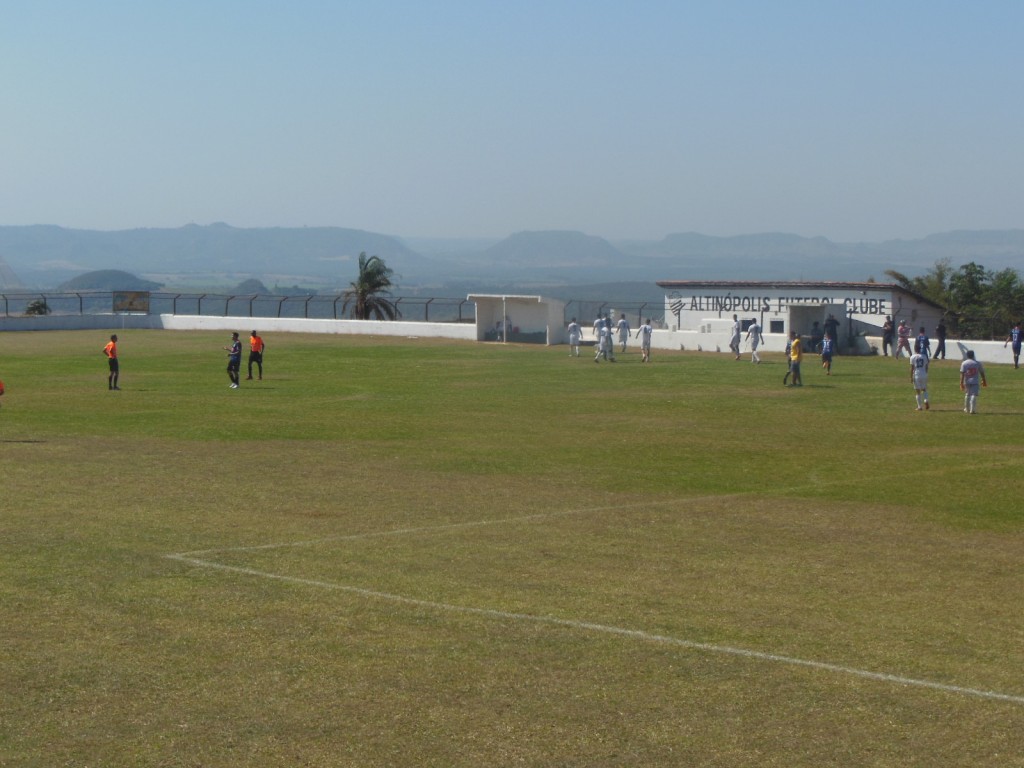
<box><xmin>959</xmin><ymin>350</ymin><xmax>987</xmax><ymax>414</ymax></box>
<box><xmin>909</xmin><ymin>350</ymin><xmax>930</xmax><ymax>410</ymax></box>
<box><xmin>635</xmin><ymin>318</ymin><xmax>653</xmax><ymax>362</ymax></box>
<box><xmin>567</xmin><ymin>317</ymin><xmax>583</xmax><ymax>357</ymax></box>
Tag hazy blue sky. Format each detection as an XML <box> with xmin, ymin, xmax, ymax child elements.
<box><xmin>3</xmin><ymin>1</ymin><xmax>1022</xmax><ymax>241</ymax></box>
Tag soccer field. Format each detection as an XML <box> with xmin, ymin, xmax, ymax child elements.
<box><xmin>2</xmin><ymin>330</ymin><xmax>1022</xmax><ymax>766</ymax></box>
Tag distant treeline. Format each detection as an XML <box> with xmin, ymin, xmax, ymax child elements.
<box><xmin>886</xmin><ymin>260</ymin><xmax>1024</xmax><ymax>339</ymax></box>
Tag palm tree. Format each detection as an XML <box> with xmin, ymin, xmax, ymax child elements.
<box><xmin>342</xmin><ymin>252</ymin><xmax>401</xmax><ymax>320</ymax></box>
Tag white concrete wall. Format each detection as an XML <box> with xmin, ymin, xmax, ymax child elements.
<box><xmin>0</xmin><ymin>313</ymin><xmax>477</xmax><ymax>340</ymax></box>
<box><xmin>2</xmin><ymin>312</ymin><xmax>1018</xmax><ymax>366</ymax></box>
<box><xmin>647</xmin><ymin>327</ymin><xmax>1017</xmax><ymax>366</ymax></box>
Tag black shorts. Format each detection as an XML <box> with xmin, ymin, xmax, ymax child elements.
<box><xmin>228</xmin><ymin>358</ymin><xmax>241</xmax><ymax>372</ymax></box>
<box><xmin>108</xmin><ymin>358</ymin><xmax>119</xmax><ymax>372</ymax></box>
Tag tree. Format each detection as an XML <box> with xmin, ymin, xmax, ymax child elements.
<box><xmin>342</xmin><ymin>252</ymin><xmax>401</xmax><ymax>320</ymax></box>
<box><xmin>234</xmin><ymin>278</ymin><xmax>269</xmax><ymax>294</ymax></box>
<box><xmin>884</xmin><ymin>259</ymin><xmax>1024</xmax><ymax>340</ymax></box>
<box><xmin>24</xmin><ymin>298</ymin><xmax>51</xmax><ymax>315</ymax></box>
<box><xmin>884</xmin><ymin>258</ymin><xmax>954</xmax><ymax>308</ymax></box>
<box><xmin>947</xmin><ymin>262</ymin><xmax>991</xmax><ymax>338</ymax></box>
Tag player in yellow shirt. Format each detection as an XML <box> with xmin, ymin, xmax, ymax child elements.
<box><xmin>787</xmin><ymin>330</ymin><xmax>803</xmax><ymax>387</ymax></box>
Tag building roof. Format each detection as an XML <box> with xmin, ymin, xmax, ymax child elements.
<box><xmin>466</xmin><ymin>294</ymin><xmax>546</xmax><ymax>302</ymax></box>
<box><xmin>654</xmin><ymin>280</ymin><xmax>947</xmax><ymax>311</ymax></box>
<box><xmin>655</xmin><ymin>280</ymin><xmax>900</xmax><ymax>291</ymax></box>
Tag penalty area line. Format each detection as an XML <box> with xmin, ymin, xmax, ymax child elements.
<box><xmin>164</xmin><ymin>553</ymin><xmax>1024</xmax><ymax>707</ymax></box>
<box><xmin>170</xmin><ymin>494</ymin><xmax>751</xmax><ymax>558</ymax></box>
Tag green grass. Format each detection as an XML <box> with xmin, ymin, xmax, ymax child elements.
<box><xmin>2</xmin><ymin>330</ymin><xmax>1023</xmax><ymax>766</ymax></box>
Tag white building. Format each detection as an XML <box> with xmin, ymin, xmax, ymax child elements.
<box><xmin>655</xmin><ymin>280</ymin><xmax>947</xmax><ymax>354</ymax></box>
<box><xmin>468</xmin><ymin>294</ymin><xmax>568</xmax><ymax>344</ymax></box>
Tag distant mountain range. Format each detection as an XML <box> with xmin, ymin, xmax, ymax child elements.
<box><xmin>1</xmin><ymin>223</ymin><xmax>1023</xmax><ymax>294</ymax></box>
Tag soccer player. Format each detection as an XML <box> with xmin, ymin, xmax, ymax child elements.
<box><xmin>594</xmin><ymin>323</ymin><xmax>614</xmax><ymax>362</ymax></box>
<box><xmin>820</xmin><ymin>333</ymin><xmax>834</xmax><ymax>375</ymax></box>
<box><xmin>895</xmin><ymin>320</ymin><xmax>912</xmax><ymax>359</ymax></box>
<box><xmin>635</xmin><ymin>318</ymin><xmax>653</xmax><ymax>362</ymax></box>
<box><xmin>745</xmin><ymin>318</ymin><xmax>764</xmax><ymax>364</ymax></box>
<box><xmin>102</xmin><ymin>334</ymin><xmax>120</xmax><ymax>390</ymax></box>
<box><xmin>959</xmin><ymin>350</ymin><xmax>987</xmax><ymax>414</ymax></box>
<box><xmin>915</xmin><ymin>326</ymin><xmax>931</xmax><ymax>359</ymax></box>
<box><xmin>567</xmin><ymin>317</ymin><xmax>583</xmax><ymax>357</ymax></box>
<box><xmin>1004</xmin><ymin>321</ymin><xmax>1022</xmax><ymax>369</ymax></box>
<box><xmin>787</xmin><ymin>331</ymin><xmax>803</xmax><ymax>386</ymax></box>
<box><xmin>224</xmin><ymin>332</ymin><xmax>242</xmax><ymax>389</ymax></box>
<box><xmin>729</xmin><ymin>314</ymin><xmax>742</xmax><ymax>359</ymax></box>
<box><xmin>616</xmin><ymin>313</ymin><xmax>631</xmax><ymax>353</ymax></box>
<box><xmin>909</xmin><ymin>347</ymin><xmax>930</xmax><ymax>411</ymax></box>
<box><xmin>247</xmin><ymin>330</ymin><xmax>265</xmax><ymax>380</ymax></box>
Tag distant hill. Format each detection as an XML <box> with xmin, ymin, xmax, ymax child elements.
<box><xmin>0</xmin><ymin>223</ymin><xmax>426</xmax><ymax>289</ymax></box>
<box><xmin>59</xmin><ymin>269</ymin><xmax>163</xmax><ymax>291</ymax></box>
<box><xmin>484</xmin><ymin>231</ymin><xmax>626</xmax><ymax>269</ymax></box>
<box><xmin>622</xmin><ymin>230</ymin><xmax>1024</xmax><ymax>282</ymax></box>
<box><xmin>2</xmin><ymin>223</ymin><xmax>1023</xmax><ymax>292</ymax></box>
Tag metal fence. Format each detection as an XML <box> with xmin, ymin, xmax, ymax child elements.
<box><xmin>2</xmin><ymin>291</ymin><xmax>671</xmax><ymax>328</ymax></box>
<box><xmin>561</xmin><ymin>299</ymin><xmax>667</xmax><ymax>329</ymax></box>
<box><xmin>0</xmin><ymin>291</ymin><xmax>477</xmax><ymax>323</ymax></box>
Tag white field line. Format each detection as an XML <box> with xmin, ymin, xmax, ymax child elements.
<box><xmin>163</xmin><ymin>551</ymin><xmax>1024</xmax><ymax>707</ymax></box>
<box><xmin>171</xmin><ymin>497</ymin><xmax>727</xmax><ymax>558</ymax></box>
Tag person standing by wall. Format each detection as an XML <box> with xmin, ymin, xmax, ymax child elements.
<box><xmin>910</xmin><ymin>346</ymin><xmax>930</xmax><ymax>411</ymax></box>
<box><xmin>934</xmin><ymin>319</ymin><xmax>948</xmax><ymax>360</ymax></box>
<box><xmin>224</xmin><ymin>332</ymin><xmax>242</xmax><ymax>389</ymax></box>
<box><xmin>1004</xmin><ymin>321</ymin><xmax>1022</xmax><ymax>369</ymax></box>
<box><xmin>881</xmin><ymin>315</ymin><xmax>895</xmax><ymax>357</ymax></box>
<box><xmin>247</xmin><ymin>330</ymin><xmax>265</xmax><ymax>380</ymax></box>
<box><xmin>960</xmin><ymin>350</ymin><xmax>987</xmax><ymax>414</ymax></box>
<box><xmin>102</xmin><ymin>334</ymin><xmax>120</xmax><ymax>390</ymax></box>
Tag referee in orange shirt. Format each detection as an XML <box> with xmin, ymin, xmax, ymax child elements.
<box><xmin>103</xmin><ymin>334</ymin><xmax>120</xmax><ymax>390</ymax></box>
<box><xmin>247</xmin><ymin>331</ymin><xmax>265</xmax><ymax>380</ymax></box>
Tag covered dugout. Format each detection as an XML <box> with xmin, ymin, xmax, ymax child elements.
<box><xmin>469</xmin><ymin>294</ymin><xmax>567</xmax><ymax>345</ymax></box>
